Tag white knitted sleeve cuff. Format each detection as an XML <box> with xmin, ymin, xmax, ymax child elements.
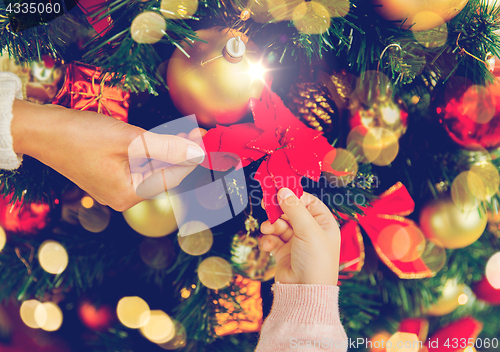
<box><xmin>0</xmin><ymin>72</ymin><xmax>24</xmax><ymax>170</ymax></box>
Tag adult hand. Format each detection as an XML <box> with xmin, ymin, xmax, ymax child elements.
<box><xmin>12</xmin><ymin>100</ymin><xmax>206</xmax><ymax>211</ymax></box>
<box><xmin>259</xmin><ymin>189</ymin><xmax>341</xmax><ymax>285</ymax></box>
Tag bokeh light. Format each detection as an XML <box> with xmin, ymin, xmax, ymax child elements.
<box><xmin>35</xmin><ymin>302</ymin><xmax>63</xmax><ymax>332</ymax></box>
<box><xmin>38</xmin><ymin>240</ymin><xmax>69</xmax><ymax>275</ymax></box>
<box><xmin>387</xmin><ymin>332</ymin><xmax>420</xmax><ymax>352</ymax></box>
<box><xmin>485</xmin><ymin>252</ymin><xmax>500</xmax><ymax>289</ymax></box>
<box><xmin>369</xmin><ymin>331</ymin><xmax>391</xmax><ymax>352</ymax></box>
<box><xmin>420</xmin><ymin>240</ymin><xmax>446</xmax><ymax>274</ymax></box>
<box><xmin>269</xmin><ymin>0</ymin><xmax>302</xmax><ymax>22</ymax></box>
<box><xmin>323</xmin><ymin>148</ymin><xmax>358</xmax><ymax>185</ymax></box>
<box><xmin>426</xmin><ymin>279</ymin><xmax>465</xmax><ymax>316</ymax></box>
<box><xmin>458</xmin><ymin>293</ymin><xmax>469</xmax><ymax>305</ymax></box>
<box><xmin>413</xmin><ymin>20</ymin><xmax>448</xmax><ymax>48</ymax></box>
<box><xmin>20</xmin><ymin>300</ymin><xmax>44</xmax><ymax>329</ymax></box>
<box><xmin>468</xmin><ymin>161</ymin><xmax>500</xmax><ymax>200</ymax></box>
<box><xmin>81</xmin><ymin>196</ymin><xmax>94</xmax><ymax>209</ymax></box>
<box><xmin>198</xmin><ymin>257</ymin><xmax>233</xmax><ymax>290</ymax></box>
<box><xmin>78</xmin><ymin>202</ymin><xmax>111</xmax><ymax>233</ymax></box>
<box><xmin>116</xmin><ymin>296</ymin><xmax>151</xmax><ymax>329</ymax></box>
<box><xmin>317</xmin><ymin>0</ymin><xmax>349</xmax><ymax>18</ymax></box>
<box><xmin>158</xmin><ymin>320</ymin><xmax>187</xmax><ymax>350</ymax></box>
<box><xmin>140</xmin><ymin>310</ymin><xmax>175</xmax><ymax>344</ymax></box>
<box><xmin>293</xmin><ymin>1</ymin><xmax>331</xmax><ymax>35</ymax></box>
<box><xmin>131</xmin><ymin>12</ymin><xmax>167</xmax><ymax>44</ymax></box>
<box><xmin>458</xmin><ymin>85</ymin><xmax>495</xmax><ymax>124</ymax></box>
<box><xmin>0</xmin><ymin>226</ymin><xmax>6</xmax><ymax>251</ymax></box>
<box><xmin>160</xmin><ymin>0</ymin><xmax>198</xmax><ymax>19</ymax></box>
<box><xmin>178</xmin><ymin>221</ymin><xmax>213</xmax><ymax>256</ymax></box>
<box><xmin>451</xmin><ymin>172</ymin><xmax>480</xmax><ymax>211</ymax></box>
<box><xmin>377</xmin><ymin>225</ymin><xmax>425</xmax><ymax>262</ymax></box>
<box><xmin>362</xmin><ymin>127</ymin><xmax>399</xmax><ymax>166</ymax></box>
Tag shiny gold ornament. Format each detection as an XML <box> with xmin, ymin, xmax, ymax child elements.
<box><xmin>160</xmin><ymin>0</ymin><xmax>198</xmax><ymax>19</ymax></box>
<box><xmin>231</xmin><ymin>231</ymin><xmax>276</xmax><ymax>281</ymax></box>
<box><xmin>419</xmin><ymin>195</ymin><xmax>487</xmax><ymax>249</ymax></box>
<box><xmin>198</xmin><ymin>256</ymin><xmax>233</xmax><ymax>289</ymax></box>
<box><xmin>371</xmin><ymin>0</ymin><xmax>469</xmax><ymax>31</ymax></box>
<box><xmin>287</xmin><ymin>70</ymin><xmax>350</xmax><ymax>134</ymax></box>
<box><xmin>230</xmin><ymin>0</ymin><xmax>302</xmax><ymax>23</ymax></box>
<box><xmin>425</xmin><ymin>279</ymin><xmax>466</xmax><ymax>316</ymax></box>
<box><xmin>167</xmin><ymin>27</ymin><xmax>266</xmax><ymax>126</ymax></box>
<box><xmin>123</xmin><ymin>195</ymin><xmax>184</xmax><ymax>238</ymax></box>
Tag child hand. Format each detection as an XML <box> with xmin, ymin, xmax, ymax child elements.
<box><xmin>259</xmin><ymin>188</ymin><xmax>341</xmax><ymax>286</ymax></box>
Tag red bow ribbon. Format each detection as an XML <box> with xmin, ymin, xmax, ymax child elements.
<box><xmin>340</xmin><ymin>182</ymin><xmax>435</xmax><ymax>279</ymax></box>
<box><xmin>201</xmin><ymin>86</ymin><xmax>344</xmax><ymax>223</ymax></box>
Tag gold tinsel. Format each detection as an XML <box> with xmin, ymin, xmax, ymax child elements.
<box><xmin>287</xmin><ymin>70</ymin><xmax>351</xmax><ymax>133</ymax></box>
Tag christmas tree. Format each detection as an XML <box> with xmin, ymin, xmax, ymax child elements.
<box><xmin>1</xmin><ymin>0</ymin><xmax>500</xmax><ymax>351</ymax></box>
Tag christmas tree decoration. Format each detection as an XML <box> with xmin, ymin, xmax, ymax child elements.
<box><xmin>123</xmin><ymin>196</ymin><xmax>181</xmax><ymax>238</ymax></box>
<box><xmin>197</xmin><ymin>257</ymin><xmax>233</xmax><ymax>290</ymax></box>
<box><xmin>0</xmin><ymin>194</ymin><xmax>50</xmax><ymax>235</ymax></box>
<box><xmin>130</xmin><ymin>12</ymin><xmax>167</xmax><ymax>44</ymax></box>
<box><xmin>139</xmin><ymin>310</ymin><xmax>175</xmax><ymax>344</ymax></box>
<box><xmin>202</xmin><ymin>86</ymin><xmax>340</xmax><ymax>222</ymax></box>
<box><xmin>231</xmin><ymin>232</ymin><xmax>276</xmax><ymax>281</ymax></box>
<box><xmin>38</xmin><ymin>241</ymin><xmax>69</xmax><ymax>275</ymax></box>
<box><xmin>485</xmin><ymin>252</ymin><xmax>500</xmax><ymax>289</ymax></box>
<box><xmin>438</xmin><ymin>80</ymin><xmax>500</xmax><ymax>150</ymax></box>
<box><xmin>292</xmin><ymin>1</ymin><xmax>331</xmax><ymax>35</ymax></box>
<box><xmin>116</xmin><ymin>296</ymin><xmax>151</xmax><ymax>329</ymax></box>
<box><xmin>78</xmin><ymin>301</ymin><xmax>114</xmax><ymax>331</ymax></box>
<box><xmin>472</xmin><ymin>276</ymin><xmax>500</xmax><ymax>305</ymax></box>
<box><xmin>399</xmin><ymin>318</ymin><xmax>429</xmax><ymax>342</ymax></box>
<box><xmin>425</xmin><ymin>279</ymin><xmax>466</xmax><ymax>316</ymax></box>
<box><xmin>231</xmin><ymin>0</ymin><xmax>302</xmax><ymax>23</ymax></box>
<box><xmin>157</xmin><ymin>320</ymin><xmax>187</xmax><ymax>349</ymax></box>
<box><xmin>78</xmin><ymin>201</ymin><xmax>111</xmax><ymax>233</ymax></box>
<box><xmin>340</xmin><ymin>183</ymin><xmax>434</xmax><ymax>278</ymax></box>
<box><xmin>140</xmin><ymin>237</ymin><xmax>176</xmax><ymax>270</ymax></box>
<box><xmin>177</xmin><ymin>221</ymin><xmax>213</xmax><ymax>256</ymax></box>
<box><xmin>287</xmin><ymin>70</ymin><xmax>346</xmax><ymax>135</ymax></box>
<box><xmin>35</xmin><ymin>302</ymin><xmax>63</xmax><ymax>332</ymax></box>
<box><xmin>426</xmin><ymin>317</ymin><xmax>483</xmax><ymax>352</ymax></box>
<box><xmin>160</xmin><ymin>0</ymin><xmax>198</xmax><ymax>19</ymax></box>
<box><xmin>371</xmin><ymin>0</ymin><xmax>469</xmax><ymax>31</ymax></box>
<box><xmin>368</xmin><ymin>331</ymin><xmax>391</xmax><ymax>352</ymax></box>
<box><xmin>387</xmin><ymin>332</ymin><xmax>420</xmax><ymax>352</ymax></box>
<box><xmin>77</xmin><ymin>0</ymin><xmax>114</xmax><ymax>36</ymax></box>
<box><xmin>167</xmin><ymin>27</ymin><xmax>266</xmax><ymax>126</ymax></box>
<box><xmin>419</xmin><ymin>196</ymin><xmax>487</xmax><ymax>249</ymax></box>
<box><xmin>20</xmin><ymin>300</ymin><xmax>44</xmax><ymax>329</ymax></box>
<box><xmin>323</xmin><ymin>148</ymin><xmax>358</xmax><ymax>186</ymax></box>
<box><xmin>0</xmin><ymin>226</ymin><xmax>5</xmax><ymax>251</ymax></box>
<box><xmin>52</xmin><ymin>63</ymin><xmax>130</xmax><ymax>123</ymax></box>
<box><xmin>214</xmin><ymin>275</ymin><xmax>263</xmax><ymax>336</ymax></box>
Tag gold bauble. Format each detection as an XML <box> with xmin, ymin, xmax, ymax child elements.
<box><xmin>230</xmin><ymin>0</ymin><xmax>302</xmax><ymax>23</ymax></box>
<box><xmin>160</xmin><ymin>0</ymin><xmax>198</xmax><ymax>19</ymax></box>
<box><xmin>231</xmin><ymin>232</ymin><xmax>276</xmax><ymax>281</ymax></box>
<box><xmin>123</xmin><ymin>194</ymin><xmax>184</xmax><ymax>238</ymax></box>
<box><xmin>371</xmin><ymin>0</ymin><xmax>469</xmax><ymax>31</ymax></box>
<box><xmin>198</xmin><ymin>256</ymin><xmax>233</xmax><ymax>290</ymax></box>
<box><xmin>419</xmin><ymin>196</ymin><xmax>487</xmax><ymax>249</ymax></box>
<box><xmin>167</xmin><ymin>27</ymin><xmax>265</xmax><ymax>126</ymax></box>
<box><xmin>425</xmin><ymin>279</ymin><xmax>466</xmax><ymax>316</ymax></box>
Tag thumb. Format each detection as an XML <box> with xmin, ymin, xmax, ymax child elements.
<box><xmin>129</xmin><ymin>132</ymin><xmax>205</xmax><ymax>165</ymax></box>
<box><xmin>277</xmin><ymin>188</ymin><xmax>320</xmax><ymax>238</ymax></box>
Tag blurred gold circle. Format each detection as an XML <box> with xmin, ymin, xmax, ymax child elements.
<box><xmin>413</xmin><ymin>19</ymin><xmax>448</xmax><ymax>47</ymax></box>
<box><xmin>316</xmin><ymin>0</ymin><xmax>349</xmax><ymax>17</ymax></box>
<box><xmin>451</xmin><ymin>172</ymin><xmax>480</xmax><ymax>211</ymax></box>
<box><xmin>131</xmin><ymin>12</ymin><xmax>166</xmax><ymax>44</ymax></box>
<box><xmin>116</xmin><ymin>296</ymin><xmax>151</xmax><ymax>329</ymax></box>
<box><xmin>20</xmin><ymin>300</ymin><xmax>44</xmax><ymax>329</ymax></box>
<box><xmin>198</xmin><ymin>257</ymin><xmax>233</xmax><ymax>290</ymax></box>
<box><xmin>420</xmin><ymin>240</ymin><xmax>446</xmax><ymax>273</ymax></box>
<box><xmin>123</xmin><ymin>195</ymin><xmax>182</xmax><ymax>238</ymax></box>
<box><xmin>160</xmin><ymin>0</ymin><xmax>198</xmax><ymax>19</ymax></box>
<box><xmin>158</xmin><ymin>320</ymin><xmax>187</xmax><ymax>350</ymax></box>
<box><xmin>323</xmin><ymin>148</ymin><xmax>358</xmax><ymax>186</ymax></box>
<box><xmin>78</xmin><ymin>203</ymin><xmax>111</xmax><ymax>233</ymax></box>
<box><xmin>293</xmin><ymin>1</ymin><xmax>331</xmax><ymax>35</ymax></box>
<box><xmin>140</xmin><ymin>310</ymin><xmax>175</xmax><ymax>344</ymax></box>
<box><xmin>81</xmin><ymin>196</ymin><xmax>94</xmax><ymax>209</ymax></box>
<box><xmin>485</xmin><ymin>252</ymin><xmax>500</xmax><ymax>289</ymax></box>
<box><xmin>469</xmin><ymin>161</ymin><xmax>500</xmax><ymax>200</ymax></box>
<box><xmin>178</xmin><ymin>221</ymin><xmax>213</xmax><ymax>256</ymax></box>
<box><xmin>426</xmin><ymin>279</ymin><xmax>466</xmax><ymax>316</ymax></box>
<box><xmin>387</xmin><ymin>332</ymin><xmax>420</xmax><ymax>352</ymax></box>
<box><xmin>0</xmin><ymin>226</ymin><xmax>6</xmax><ymax>251</ymax></box>
<box><xmin>362</xmin><ymin>127</ymin><xmax>399</xmax><ymax>166</ymax></box>
<box><xmin>38</xmin><ymin>240</ymin><xmax>69</xmax><ymax>275</ymax></box>
<box><xmin>35</xmin><ymin>302</ymin><xmax>63</xmax><ymax>332</ymax></box>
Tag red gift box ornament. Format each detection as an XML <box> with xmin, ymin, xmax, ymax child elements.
<box><xmin>201</xmin><ymin>85</ymin><xmax>347</xmax><ymax>223</ymax></box>
<box><xmin>339</xmin><ymin>182</ymin><xmax>435</xmax><ymax>279</ymax></box>
<box><xmin>52</xmin><ymin>63</ymin><xmax>130</xmax><ymax>123</ymax></box>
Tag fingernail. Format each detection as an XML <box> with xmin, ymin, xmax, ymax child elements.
<box><xmin>186</xmin><ymin>146</ymin><xmax>205</xmax><ymax>164</ymax></box>
<box><xmin>278</xmin><ymin>188</ymin><xmax>293</xmax><ymax>200</ymax></box>
<box><xmin>262</xmin><ymin>240</ymin><xmax>269</xmax><ymax>249</ymax></box>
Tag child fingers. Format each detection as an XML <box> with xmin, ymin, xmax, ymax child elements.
<box><xmin>261</xmin><ymin>219</ymin><xmax>294</xmax><ymax>243</ymax></box>
<box><xmin>259</xmin><ymin>234</ymin><xmax>285</xmax><ymax>256</ymax></box>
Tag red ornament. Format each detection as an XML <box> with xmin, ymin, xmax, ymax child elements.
<box><xmin>52</xmin><ymin>63</ymin><xmax>130</xmax><ymax>123</ymax></box>
<box><xmin>0</xmin><ymin>194</ymin><xmax>50</xmax><ymax>234</ymax></box>
<box><xmin>78</xmin><ymin>301</ymin><xmax>114</xmax><ymax>331</ymax></box>
<box><xmin>472</xmin><ymin>276</ymin><xmax>500</xmax><ymax>305</ymax></box>
<box><xmin>201</xmin><ymin>86</ymin><xmax>344</xmax><ymax>223</ymax></box>
<box><xmin>426</xmin><ymin>317</ymin><xmax>483</xmax><ymax>352</ymax></box>
<box><xmin>439</xmin><ymin>78</ymin><xmax>500</xmax><ymax>150</ymax></box>
<box><xmin>77</xmin><ymin>0</ymin><xmax>113</xmax><ymax>37</ymax></box>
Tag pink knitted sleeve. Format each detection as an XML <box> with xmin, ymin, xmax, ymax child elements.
<box><xmin>256</xmin><ymin>283</ymin><xmax>348</xmax><ymax>352</ymax></box>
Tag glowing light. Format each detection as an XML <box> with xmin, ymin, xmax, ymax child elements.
<box><xmin>369</xmin><ymin>331</ymin><xmax>392</xmax><ymax>352</ymax></box>
<box><xmin>160</xmin><ymin>0</ymin><xmax>198</xmax><ymax>19</ymax></box>
<box><xmin>387</xmin><ymin>332</ymin><xmax>420</xmax><ymax>352</ymax></box>
<box><xmin>79</xmin><ymin>203</ymin><xmax>111</xmax><ymax>233</ymax></box>
<box><xmin>20</xmin><ymin>300</ymin><xmax>44</xmax><ymax>329</ymax></box>
<box><xmin>81</xmin><ymin>196</ymin><xmax>94</xmax><ymax>209</ymax></box>
<box><xmin>486</xmin><ymin>252</ymin><xmax>500</xmax><ymax>289</ymax></box>
<box><xmin>248</xmin><ymin>63</ymin><xmax>266</xmax><ymax>81</ymax></box>
<box><xmin>362</xmin><ymin>127</ymin><xmax>399</xmax><ymax>166</ymax></box>
<box><xmin>180</xmin><ymin>288</ymin><xmax>191</xmax><ymax>299</ymax></box>
<box><xmin>35</xmin><ymin>302</ymin><xmax>63</xmax><ymax>331</ymax></box>
<box><xmin>458</xmin><ymin>293</ymin><xmax>469</xmax><ymax>305</ymax></box>
<box><xmin>413</xmin><ymin>19</ymin><xmax>448</xmax><ymax>48</ymax></box>
<box><xmin>116</xmin><ymin>296</ymin><xmax>151</xmax><ymax>329</ymax></box>
<box><xmin>140</xmin><ymin>310</ymin><xmax>175</xmax><ymax>344</ymax></box>
<box><xmin>468</xmin><ymin>161</ymin><xmax>500</xmax><ymax>200</ymax></box>
<box><xmin>158</xmin><ymin>320</ymin><xmax>187</xmax><ymax>350</ymax></box>
<box><xmin>198</xmin><ymin>257</ymin><xmax>233</xmax><ymax>290</ymax></box>
<box><xmin>323</xmin><ymin>148</ymin><xmax>358</xmax><ymax>186</ymax></box>
<box><xmin>451</xmin><ymin>172</ymin><xmax>480</xmax><ymax>211</ymax></box>
<box><xmin>131</xmin><ymin>12</ymin><xmax>167</xmax><ymax>44</ymax></box>
<box><xmin>38</xmin><ymin>240</ymin><xmax>69</xmax><ymax>275</ymax></box>
<box><xmin>0</xmin><ymin>226</ymin><xmax>6</xmax><ymax>251</ymax></box>
<box><xmin>293</xmin><ymin>1</ymin><xmax>331</xmax><ymax>35</ymax></box>
<box><xmin>178</xmin><ymin>221</ymin><xmax>213</xmax><ymax>256</ymax></box>
<box><xmin>411</xmin><ymin>95</ymin><xmax>420</xmax><ymax>104</ymax></box>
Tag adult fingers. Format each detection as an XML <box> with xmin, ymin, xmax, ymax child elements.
<box><xmin>128</xmin><ymin>131</ymin><xmax>205</xmax><ymax>166</ymax></box>
<box><xmin>134</xmin><ymin>164</ymin><xmax>196</xmax><ymax>199</ymax></box>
